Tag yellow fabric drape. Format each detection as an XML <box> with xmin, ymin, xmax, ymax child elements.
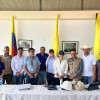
<box><xmin>53</xmin><ymin>14</ymin><xmax>60</xmax><ymax>56</ymax></box>
<box><xmin>94</xmin><ymin>13</ymin><xmax>100</xmax><ymax>61</ymax></box>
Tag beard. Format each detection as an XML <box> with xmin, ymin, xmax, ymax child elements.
<box><xmin>4</xmin><ymin>52</ymin><xmax>9</xmax><ymax>56</ymax></box>
<box><xmin>85</xmin><ymin>52</ymin><xmax>89</xmax><ymax>55</ymax></box>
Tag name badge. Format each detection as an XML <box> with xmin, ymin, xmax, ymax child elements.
<box><xmin>31</xmin><ymin>69</ymin><xmax>34</xmax><ymax>72</ymax></box>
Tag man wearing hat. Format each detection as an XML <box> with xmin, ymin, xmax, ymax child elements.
<box><xmin>81</xmin><ymin>45</ymin><xmax>96</xmax><ymax>84</ymax></box>
<box><xmin>46</xmin><ymin>49</ymin><xmax>58</xmax><ymax>85</ymax></box>
<box><xmin>53</xmin><ymin>50</ymin><xmax>68</xmax><ymax>85</ymax></box>
<box><xmin>68</xmin><ymin>49</ymin><xmax>83</xmax><ymax>81</ymax></box>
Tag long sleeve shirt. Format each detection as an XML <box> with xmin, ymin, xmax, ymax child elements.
<box><xmin>54</xmin><ymin>58</ymin><xmax>68</xmax><ymax>78</ymax></box>
<box><xmin>11</xmin><ymin>55</ymin><xmax>24</xmax><ymax>75</ymax></box>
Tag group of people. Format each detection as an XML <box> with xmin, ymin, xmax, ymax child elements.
<box><xmin>0</xmin><ymin>44</ymin><xmax>99</xmax><ymax>85</ymax></box>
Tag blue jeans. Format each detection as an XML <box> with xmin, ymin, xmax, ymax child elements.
<box><xmin>13</xmin><ymin>75</ymin><xmax>24</xmax><ymax>84</ymax></box>
<box><xmin>26</xmin><ymin>74</ymin><xmax>38</xmax><ymax>85</ymax></box>
<box><xmin>38</xmin><ymin>71</ymin><xmax>47</xmax><ymax>85</ymax></box>
<box><xmin>82</xmin><ymin>76</ymin><xmax>93</xmax><ymax>84</ymax></box>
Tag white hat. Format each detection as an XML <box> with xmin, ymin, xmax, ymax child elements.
<box><xmin>60</xmin><ymin>81</ymin><xmax>72</xmax><ymax>91</ymax></box>
<box><xmin>81</xmin><ymin>45</ymin><xmax>93</xmax><ymax>51</ymax></box>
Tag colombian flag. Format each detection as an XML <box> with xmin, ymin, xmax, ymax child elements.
<box><xmin>10</xmin><ymin>16</ymin><xmax>17</xmax><ymax>57</ymax></box>
<box><xmin>53</xmin><ymin>14</ymin><xmax>60</xmax><ymax>56</ymax></box>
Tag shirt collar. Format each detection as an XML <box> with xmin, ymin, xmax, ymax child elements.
<box><xmin>58</xmin><ymin>58</ymin><xmax>64</xmax><ymax>64</ymax></box>
<box><xmin>17</xmin><ymin>55</ymin><xmax>23</xmax><ymax>58</ymax></box>
<box><xmin>40</xmin><ymin>53</ymin><xmax>46</xmax><ymax>56</ymax></box>
<box><xmin>29</xmin><ymin>56</ymin><xmax>35</xmax><ymax>60</ymax></box>
<box><xmin>3</xmin><ymin>55</ymin><xmax>9</xmax><ymax>60</ymax></box>
<box><xmin>49</xmin><ymin>56</ymin><xmax>54</xmax><ymax>59</ymax></box>
<box><xmin>71</xmin><ymin>57</ymin><xmax>77</xmax><ymax>61</ymax></box>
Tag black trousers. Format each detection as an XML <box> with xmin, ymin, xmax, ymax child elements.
<box><xmin>53</xmin><ymin>78</ymin><xmax>67</xmax><ymax>85</ymax></box>
<box><xmin>47</xmin><ymin>72</ymin><xmax>54</xmax><ymax>85</ymax></box>
<box><xmin>3</xmin><ymin>74</ymin><xmax>13</xmax><ymax>84</ymax></box>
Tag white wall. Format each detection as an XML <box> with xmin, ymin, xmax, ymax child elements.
<box><xmin>0</xmin><ymin>19</ymin><xmax>96</xmax><ymax>59</ymax></box>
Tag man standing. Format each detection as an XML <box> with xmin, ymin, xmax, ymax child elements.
<box><xmin>0</xmin><ymin>60</ymin><xmax>5</xmax><ymax>79</ymax></box>
<box><xmin>36</xmin><ymin>47</ymin><xmax>48</xmax><ymax>85</ymax></box>
<box><xmin>23</xmin><ymin>48</ymin><xmax>40</xmax><ymax>85</ymax></box>
<box><xmin>11</xmin><ymin>47</ymin><xmax>24</xmax><ymax>84</ymax></box>
<box><xmin>68</xmin><ymin>49</ymin><xmax>83</xmax><ymax>81</ymax></box>
<box><xmin>1</xmin><ymin>46</ymin><xmax>13</xmax><ymax>84</ymax></box>
<box><xmin>46</xmin><ymin>49</ymin><xmax>58</xmax><ymax>85</ymax></box>
<box><xmin>53</xmin><ymin>50</ymin><xmax>68</xmax><ymax>85</ymax></box>
<box><xmin>81</xmin><ymin>45</ymin><xmax>96</xmax><ymax>84</ymax></box>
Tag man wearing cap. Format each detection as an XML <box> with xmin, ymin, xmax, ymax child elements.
<box><xmin>68</xmin><ymin>49</ymin><xmax>83</xmax><ymax>81</ymax></box>
<box><xmin>1</xmin><ymin>46</ymin><xmax>13</xmax><ymax>84</ymax></box>
<box><xmin>11</xmin><ymin>47</ymin><xmax>24</xmax><ymax>84</ymax></box>
<box><xmin>81</xmin><ymin>45</ymin><xmax>96</xmax><ymax>84</ymax></box>
<box><xmin>46</xmin><ymin>49</ymin><xmax>58</xmax><ymax>85</ymax></box>
<box><xmin>23</xmin><ymin>48</ymin><xmax>41</xmax><ymax>85</ymax></box>
<box><xmin>53</xmin><ymin>50</ymin><xmax>68</xmax><ymax>85</ymax></box>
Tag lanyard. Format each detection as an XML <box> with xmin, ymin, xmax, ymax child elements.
<box><xmin>30</xmin><ymin>57</ymin><xmax>34</xmax><ymax>72</ymax></box>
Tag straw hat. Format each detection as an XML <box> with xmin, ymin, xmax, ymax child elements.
<box><xmin>81</xmin><ymin>45</ymin><xmax>93</xmax><ymax>51</ymax></box>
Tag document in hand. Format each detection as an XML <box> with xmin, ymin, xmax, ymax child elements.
<box><xmin>18</xmin><ymin>84</ymin><xmax>31</xmax><ymax>90</ymax></box>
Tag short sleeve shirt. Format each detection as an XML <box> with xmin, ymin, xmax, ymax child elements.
<box><xmin>24</xmin><ymin>56</ymin><xmax>41</xmax><ymax>74</ymax></box>
<box><xmin>36</xmin><ymin>53</ymin><xmax>48</xmax><ymax>71</ymax></box>
<box><xmin>81</xmin><ymin>53</ymin><xmax>96</xmax><ymax>76</ymax></box>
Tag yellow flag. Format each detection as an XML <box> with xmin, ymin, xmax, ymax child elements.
<box><xmin>94</xmin><ymin>13</ymin><xmax>100</xmax><ymax>61</ymax></box>
<box><xmin>53</xmin><ymin>14</ymin><xmax>60</xmax><ymax>56</ymax></box>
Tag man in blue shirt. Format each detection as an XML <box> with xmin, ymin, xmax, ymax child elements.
<box><xmin>0</xmin><ymin>60</ymin><xmax>5</xmax><ymax>78</ymax></box>
<box><xmin>36</xmin><ymin>47</ymin><xmax>48</xmax><ymax>85</ymax></box>
<box><xmin>23</xmin><ymin>48</ymin><xmax>41</xmax><ymax>85</ymax></box>
<box><xmin>46</xmin><ymin>49</ymin><xmax>58</xmax><ymax>85</ymax></box>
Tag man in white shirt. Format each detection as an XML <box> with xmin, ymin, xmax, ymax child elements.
<box><xmin>11</xmin><ymin>47</ymin><xmax>24</xmax><ymax>84</ymax></box>
<box><xmin>81</xmin><ymin>45</ymin><xmax>96</xmax><ymax>84</ymax></box>
<box><xmin>53</xmin><ymin>50</ymin><xmax>68</xmax><ymax>85</ymax></box>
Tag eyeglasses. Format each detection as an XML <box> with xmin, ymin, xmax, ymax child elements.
<box><xmin>71</xmin><ymin>53</ymin><xmax>76</xmax><ymax>55</ymax></box>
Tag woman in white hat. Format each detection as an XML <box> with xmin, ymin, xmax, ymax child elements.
<box><xmin>81</xmin><ymin>45</ymin><xmax>96</xmax><ymax>84</ymax></box>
